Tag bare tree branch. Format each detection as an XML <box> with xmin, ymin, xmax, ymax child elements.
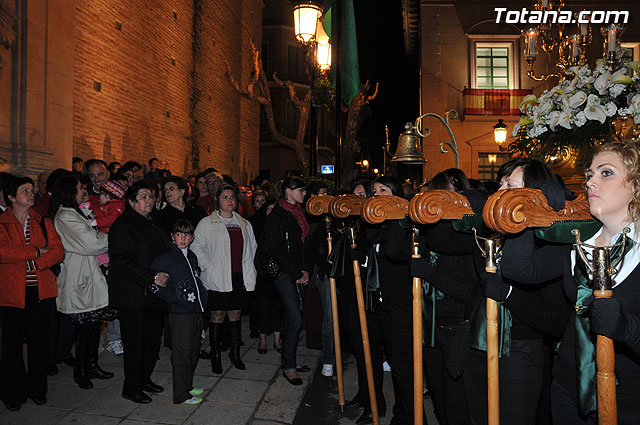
<box><xmin>225</xmin><ymin>39</ymin><xmax>310</xmax><ymax>173</ymax></box>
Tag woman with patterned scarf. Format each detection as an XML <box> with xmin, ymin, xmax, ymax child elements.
<box><xmin>261</xmin><ymin>176</ymin><xmax>313</xmax><ymax>385</ymax></box>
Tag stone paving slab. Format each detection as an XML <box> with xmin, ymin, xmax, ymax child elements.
<box><xmin>58</xmin><ymin>411</ymin><xmax>123</xmax><ymax>424</ymax></box>
<box><xmin>0</xmin><ymin>404</ymin><xmax>68</xmax><ymax>424</ymax></box>
<box><xmin>126</xmin><ymin>394</ymin><xmax>196</xmax><ymax>424</ymax></box>
<box><xmin>253</xmin><ymin>373</ymin><xmax>311</xmax><ymax>424</ymax></box>
<box><xmin>74</xmin><ymin>386</ymin><xmax>141</xmax><ymax>418</ymax></box>
<box><xmin>224</xmin><ymin>360</ymin><xmax>280</xmax><ymax>382</ymax></box>
<box><xmin>182</xmin><ymin>400</ymin><xmax>254</xmax><ymax>425</ymax></box>
<box><xmin>206</xmin><ymin>378</ymin><xmax>269</xmax><ymax>405</ymax></box>
<box><xmin>0</xmin><ymin>319</ymin><xmax>322</xmax><ymax>424</ymax></box>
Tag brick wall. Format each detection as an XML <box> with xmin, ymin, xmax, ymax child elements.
<box><xmin>73</xmin><ymin>0</ymin><xmax>262</xmax><ymax>183</ymax></box>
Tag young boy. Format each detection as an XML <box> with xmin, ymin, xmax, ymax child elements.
<box><xmin>150</xmin><ymin>219</ymin><xmax>208</xmax><ymax>405</ymax></box>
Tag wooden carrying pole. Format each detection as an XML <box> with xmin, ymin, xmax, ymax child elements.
<box><xmin>330</xmin><ymin>195</ymin><xmax>379</xmax><ymax>425</ymax></box>
<box><xmin>481</xmin><ymin>188</ymin><xmax>595</xmax><ymax>425</ymax></box>
<box><xmin>480</xmin><ymin>237</ymin><xmax>500</xmax><ymax>425</ymax></box>
<box><xmin>592</xmin><ymin>248</ymin><xmax>617</xmax><ymax>425</ymax></box>
<box><xmin>411</xmin><ymin>227</ymin><xmax>423</xmax><ymax>425</ymax></box>
<box><xmin>360</xmin><ymin>195</ymin><xmax>417</xmax><ymax>423</ymax></box>
<box><xmin>306</xmin><ymin>196</ymin><xmax>345</xmax><ymax>411</ymax></box>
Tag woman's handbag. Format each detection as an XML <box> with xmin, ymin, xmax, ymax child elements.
<box><xmin>255</xmin><ymin>228</ymin><xmax>289</xmax><ymax>280</ymax></box>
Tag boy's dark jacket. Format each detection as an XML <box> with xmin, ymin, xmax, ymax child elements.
<box><xmin>149</xmin><ymin>243</ymin><xmax>208</xmax><ymax>314</ymax></box>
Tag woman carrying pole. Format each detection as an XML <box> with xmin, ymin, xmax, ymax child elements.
<box><xmin>500</xmin><ymin>141</ymin><xmax>640</xmax><ymax>424</ymax></box>
<box><xmin>365</xmin><ymin>176</ymin><xmax>424</xmax><ymax>425</ymax></box>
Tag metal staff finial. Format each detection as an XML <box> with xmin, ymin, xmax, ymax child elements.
<box><xmin>572</xmin><ymin>227</ymin><xmax>630</xmax><ymax>282</ymax></box>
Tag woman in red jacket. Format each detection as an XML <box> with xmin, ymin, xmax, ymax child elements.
<box><xmin>0</xmin><ymin>176</ymin><xmax>64</xmax><ymax>411</ymax></box>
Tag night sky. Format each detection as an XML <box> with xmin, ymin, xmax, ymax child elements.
<box><xmin>353</xmin><ymin>0</ymin><xmax>420</xmax><ymax>171</ymax></box>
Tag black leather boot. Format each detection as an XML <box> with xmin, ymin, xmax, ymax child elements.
<box><xmin>228</xmin><ymin>320</ymin><xmax>245</xmax><ymax>370</ymax></box>
<box><xmin>88</xmin><ymin>323</ymin><xmax>114</xmax><ymax>380</ymax></box>
<box><xmin>73</xmin><ymin>326</ymin><xmax>93</xmax><ymax>389</ymax></box>
<box><xmin>210</xmin><ymin>322</ymin><xmax>223</xmax><ymax>374</ymax></box>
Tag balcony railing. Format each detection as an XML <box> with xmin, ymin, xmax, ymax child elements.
<box><xmin>463</xmin><ymin>88</ymin><xmax>533</xmax><ymax>116</ymax></box>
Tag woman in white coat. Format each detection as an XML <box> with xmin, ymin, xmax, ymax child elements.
<box><xmin>51</xmin><ymin>175</ymin><xmax>115</xmax><ymax>389</ymax></box>
<box><xmin>191</xmin><ymin>184</ymin><xmax>257</xmax><ymax>374</ymax></box>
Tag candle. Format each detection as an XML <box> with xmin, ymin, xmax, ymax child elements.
<box><xmin>608</xmin><ymin>28</ymin><xmax>616</xmax><ymax>53</ymax></box>
<box><xmin>580</xmin><ymin>23</ymin><xmax>588</xmax><ymax>36</ymax></box>
<box><xmin>542</xmin><ymin>0</ymin><xmax>548</xmax><ymax>8</ymax></box>
<box><xmin>527</xmin><ymin>32</ymin><xmax>537</xmax><ymax>58</ymax></box>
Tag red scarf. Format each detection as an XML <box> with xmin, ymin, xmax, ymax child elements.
<box><xmin>278</xmin><ymin>198</ymin><xmax>309</xmax><ymax>242</ymax></box>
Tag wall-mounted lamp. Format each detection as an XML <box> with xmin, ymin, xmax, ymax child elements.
<box><xmin>493</xmin><ymin>119</ymin><xmax>508</xmax><ymax>146</ymax></box>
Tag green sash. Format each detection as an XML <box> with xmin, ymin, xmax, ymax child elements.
<box><xmin>327</xmin><ymin>234</ymin><xmax>349</xmax><ymax>279</ymax></box>
<box><xmin>535</xmin><ymin>221</ymin><xmax>600</xmax><ymax>244</ymax></box>
<box><xmin>572</xmin><ymin>231</ymin><xmax>632</xmax><ymax>416</ymax></box>
<box><xmin>422</xmin><ymin>252</ymin><xmax>443</xmax><ymax>348</ymax></box>
<box><xmin>470</xmin><ymin>295</ymin><xmax>512</xmax><ymax>357</ymax></box>
<box><xmin>364</xmin><ymin>245</ymin><xmax>380</xmax><ymax>312</ymax></box>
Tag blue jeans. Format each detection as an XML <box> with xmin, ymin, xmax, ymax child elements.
<box><xmin>274</xmin><ymin>273</ymin><xmax>305</xmax><ymax>373</ymax></box>
<box><xmin>316</xmin><ymin>276</ymin><xmax>335</xmax><ymax>365</ymax></box>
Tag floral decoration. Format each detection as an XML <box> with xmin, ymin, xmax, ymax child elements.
<box><xmin>510</xmin><ymin>60</ymin><xmax>640</xmax><ymax>159</ymax></box>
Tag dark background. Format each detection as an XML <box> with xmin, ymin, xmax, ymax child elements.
<box><xmin>353</xmin><ymin>0</ymin><xmax>420</xmax><ymax>176</ymax></box>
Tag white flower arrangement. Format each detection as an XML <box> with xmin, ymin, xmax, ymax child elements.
<box><xmin>515</xmin><ymin>61</ymin><xmax>640</xmax><ymax>141</ymax></box>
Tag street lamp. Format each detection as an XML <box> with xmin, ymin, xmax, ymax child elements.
<box><xmin>292</xmin><ymin>1</ymin><xmax>322</xmax><ymax>44</ymax></box>
<box><xmin>493</xmin><ymin>119</ymin><xmax>508</xmax><ymax>146</ymax></box>
<box><xmin>316</xmin><ymin>21</ymin><xmax>331</xmax><ymax>71</ymax></box>
<box><xmin>293</xmin><ymin>1</ymin><xmax>332</xmax><ymax>177</ymax></box>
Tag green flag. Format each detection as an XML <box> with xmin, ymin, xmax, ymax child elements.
<box><xmin>322</xmin><ymin>0</ymin><xmax>361</xmax><ymax>105</ymax></box>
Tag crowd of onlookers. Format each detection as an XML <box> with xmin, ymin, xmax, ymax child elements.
<box><xmin>4</xmin><ymin>140</ymin><xmax>640</xmax><ymax>425</ymax></box>
<box><xmin>0</xmin><ymin>156</ymin><xmax>305</xmax><ymax>409</ymax></box>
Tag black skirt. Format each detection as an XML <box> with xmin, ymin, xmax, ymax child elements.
<box><xmin>206</xmin><ymin>272</ymin><xmax>248</xmax><ymax>311</ymax></box>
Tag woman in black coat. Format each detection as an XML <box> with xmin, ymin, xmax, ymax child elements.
<box><xmin>261</xmin><ymin>177</ymin><xmax>313</xmax><ymax>386</ymax></box>
<box><xmin>365</xmin><ymin>176</ymin><xmax>420</xmax><ymax>424</ymax></box>
<box><xmin>153</xmin><ymin>176</ymin><xmax>206</xmax><ymax>233</ymax></box>
<box><xmin>108</xmin><ymin>180</ymin><xmax>170</xmax><ymax>404</ymax></box>
<box><xmin>500</xmin><ymin>141</ymin><xmax>640</xmax><ymax>424</ymax></box>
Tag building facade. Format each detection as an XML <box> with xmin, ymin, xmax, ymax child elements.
<box><xmin>406</xmin><ymin>0</ymin><xmax>640</xmax><ymax>183</ymax></box>
<box><xmin>0</xmin><ymin>0</ymin><xmax>263</xmax><ymax>183</ymax></box>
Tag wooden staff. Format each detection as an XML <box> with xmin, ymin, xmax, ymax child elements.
<box><xmin>573</xmin><ymin>227</ymin><xmax>626</xmax><ymax>425</ymax></box>
<box><xmin>411</xmin><ymin>226</ymin><xmax>423</xmax><ymax>425</ymax></box>
<box><xmin>473</xmin><ymin>234</ymin><xmax>501</xmax><ymax>425</ymax></box>
<box><xmin>409</xmin><ymin>190</ymin><xmax>499</xmax><ymax>423</ymax></box>
<box><xmin>481</xmin><ymin>188</ymin><xmax>594</xmax><ymax>425</ymax></box>
<box><xmin>593</xmin><ymin>248</ymin><xmax>617</xmax><ymax>425</ymax></box>
<box><xmin>360</xmin><ymin>195</ymin><xmax>417</xmax><ymax>423</ymax></box>
<box><xmin>306</xmin><ymin>195</ymin><xmax>345</xmax><ymax>411</ymax></box>
<box><xmin>330</xmin><ymin>194</ymin><xmax>379</xmax><ymax>425</ymax></box>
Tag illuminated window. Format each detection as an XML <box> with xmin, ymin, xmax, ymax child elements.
<box><xmin>476</xmin><ymin>46</ymin><xmax>509</xmax><ymax>89</ymax></box>
<box><xmin>469</xmin><ymin>38</ymin><xmax>519</xmax><ymax>90</ymax></box>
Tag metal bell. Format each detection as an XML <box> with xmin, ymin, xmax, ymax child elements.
<box><xmin>391</xmin><ymin>123</ymin><xmax>427</xmax><ymax>164</ymax></box>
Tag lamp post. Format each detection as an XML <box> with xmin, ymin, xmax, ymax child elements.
<box><xmin>292</xmin><ymin>1</ymin><xmax>324</xmax><ymax>177</ymax></box>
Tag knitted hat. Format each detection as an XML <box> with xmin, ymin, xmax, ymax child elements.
<box><xmin>100</xmin><ymin>180</ymin><xmax>125</xmax><ymax>199</ymax></box>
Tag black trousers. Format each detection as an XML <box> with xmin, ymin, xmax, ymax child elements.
<box><xmin>0</xmin><ymin>286</ymin><xmax>54</xmax><ymax>405</ymax></box>
<box><xmin>338</xmin><ymin>289</ymin><xmax>386</xmax><ymax>416</ymax></box>
<box><xmin>47</xmin><ymin>308</ymin><xmax>76</xmax><ymax>365</ymax></box>
<box><xmin>464</xmin><ymin>338</ymin><xmax>544</xmax><ymax>425</ymax></box>
<box><xmin>380</xmin><ymin>301</ymin><xmax>426</xmax><ymax>425</ymax></box>
<box><xmin>168</xmin><ymin>313</ymin><xmax>202</xmax><ymax>404</ymax></box>
<box><xmin>119</xmin><ymin>307</ymin><xmax>164</xmax><ymax>396</ymax></box>
<box><xmin>256</xmin><ymin>278</ymin><xmax>282</xmax><ymax>334</ymax></box>
<box><xmin>424</xmin><ymin>326</ymin><xmax>470</xmax><ymax>425</ymax></box>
